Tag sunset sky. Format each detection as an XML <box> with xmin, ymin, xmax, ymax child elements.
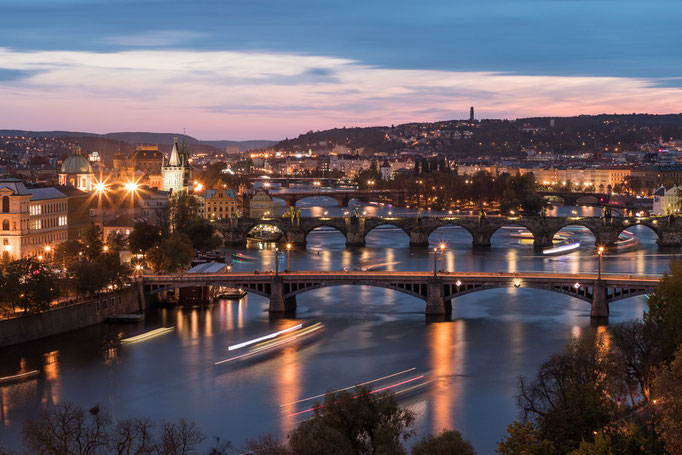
<box><xmin>2</xmin><ymin>0</ymin><xmax>682</xmax><ymax>140</ymax></box>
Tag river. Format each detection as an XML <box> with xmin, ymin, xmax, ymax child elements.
<box><xmin>0</xmin><ymin>200</ymin><xmax>672</xmax><ymax>453</ymax></box>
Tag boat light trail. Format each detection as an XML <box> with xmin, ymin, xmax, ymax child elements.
<box><xmin>281</xmin><ymin>367</ymin><xmax>417</xmax><ymax>407</ymax></box>
<box><xmin>543</xmin><ymin>241</ymin><xmax>580</xmax><ymax>255</ymax></box>
<box><xmin>228</xmin><ymin>324</ymin><xmax>302</xmax><ymax>351</ymax></box>
<box><xmin>289</xmin><ymin>375</ymin><xmax>425</xmax><ymax>416</ymax></box>
<box><xmin>121</xmin><ymin>327</ymin><xmax>174</xmax><ymax>343</ymax></box>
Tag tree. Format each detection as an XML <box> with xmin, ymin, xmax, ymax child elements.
<box><xmin>22</xmin><ymin>403</ymin><xmax>207</xmax><ymax>455</ymax></box>
<box><xmin>611</xmin><ymin>320</ymin><xmax>662</xmax><ymax>402</ymax></box>
<box><xmin>498</xmin><ymin>421</ymin><xmax>556</xmax><ymax>455</ymax></box>
<box><xmin>81</xmin><ymin>224</ymin><xmax>104</xmax><ymax>261</ymax></box>
<box><xmin>146</xmin><ymin>233</ymin><xmax>194</xmax><ymax>273</ymax></box>
<box><xmin>287</xmin><ymin>385</ymin><xmax>415</xmax><ymax>455</ymax></box>
<box><xmin>652</xmin><ymin>346</ymin><xmax>682</xmax><ymax>454</ymax></box>
<box><xmin>514</xmin><ymin>331</ymin><xmax>622</xmax><ymax>452</ymax></box>
<box><xmin>645</xmin><ymin>261</ymin><xmax>682</xmax><ymax>362</ymax></box>
<box><xmin>179</xmin><ymin>219</ymin><xmax>219</xmax><ymax>252</ymax></box>
<box><xmin>128</xmin><ymin>221</ymin><xmax>164</xmax><ymax>254</ymax></box>
<box><xmin>106</xmin><ymin>231</ymin><xmax>127</xmax><ymax>255</ymax></box>
<box><xmin>145</xmin><ymin>245</ymin><xmax>173</xmax><ymax>273</ymax></box>
<box><xmin>4</xmin><ymin>257</ymin><xmax>60</xmax><ymax>313</ymax></box>
<box><xmin>411</xmin><ymin>429</ymin><xmax>475</xmax><ymax>455</ymax></box>
<box><xmin>170</xmin><ymin>192</ymin><xmax>201</xmax><ymax>232</ymax></box>
<box><xmin>23</xmin><ymin>403</ymin><xmax>111</xmax><ymax>455</ymax></box>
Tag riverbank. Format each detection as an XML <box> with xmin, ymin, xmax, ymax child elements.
<box><xmin>0</xmin><ymin>285</ymin><xmax>145</xmax><ymax>348</ymax></box>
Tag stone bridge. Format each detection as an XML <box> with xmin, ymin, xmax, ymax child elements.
<box><xmin>142</xmin><ymin>271</ymin><xmax>659</xmax><ymax>320</ymax></box>
<box><xmin>269</xmin><ymin>189</ymin><xmax>408</xmax><ymax>207</ymax></box>
<box><xmin>217</xmin><ymin>215</ymin><xmax>682</xmax><ymax>249</ymax></box>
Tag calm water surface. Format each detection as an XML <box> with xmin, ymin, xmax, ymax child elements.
<box><xmin>0</xmin><ymin>201</ymin><xmax>675</xmax><ymax>453</ymax></box>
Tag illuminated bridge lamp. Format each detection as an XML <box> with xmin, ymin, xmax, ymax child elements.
<box><xmin>574</xmin><ymin>282</ymin><xmax>581</xmax><ymax>290</ymax></box>
<box><xmin>455</xmin><ymin>280</ymin><xmax>462</xmax><ymax>288</ymax></box>
<box><xmin>514</xmin><ymin>279</ymin><xmax>521</xmax><ymax>288</ymax></box>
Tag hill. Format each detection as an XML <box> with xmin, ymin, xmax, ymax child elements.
<box><xmin>0</xmin><ymin>130</ymin><xmax>276</xmax><ymax>152</ymax></box>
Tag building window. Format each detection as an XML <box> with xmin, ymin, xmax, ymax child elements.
<box><xmin>2</xmin><ymin>220</ymin><xmax>8</xmax><ymax>231</ymax></box>
<box><xmin>2</xmin><ymin>196</ymin><xmax>8</xmax><ymax>213</ymax></box>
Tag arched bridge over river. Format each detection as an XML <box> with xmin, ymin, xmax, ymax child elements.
<box><xmin>218</xmin><ymin>215</ymin><xmax>682</xmax><ymax>249</ymax></box>
<box><xmin>142</xmin><ymin>271</ymin><xmax>659</xmax><ymax>320</ymax></box>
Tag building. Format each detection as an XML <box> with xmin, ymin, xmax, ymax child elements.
<box><xmin>59</xmin><ymin>143</ymin><xmax>94</xmax><ymax>192</ymax></box>
<box><xmin>204</xmin><ymin>187</ymin><xmax>239</xmax><ymax>221</ymax></box>
<box><xmin>653</xmin><ymin>186</ymin><xmax>682</xmax><ymax>215</ymax></box>
<box><xmin>380</xmin><ymin>160</ymin><xmax>392</xmax><ymax>180</ymax></box>
<box><xmin>162</xmin><ymin>138</ymin><xmax>192</xmax><ymax>194</ymax></box>
<box><xmin>248</xmin><ymin>189</ymin><xmax>275</xmax><ymax>218</ymax></box>
<box><xmin>0</xmin><ymin>177</ymin><xmax>70</xmax><ymax>261</ymax></box>
<box><xmin>55</xmin><ymin>186</ymin><xmax>90</xmax><ymax>241</ymax></box>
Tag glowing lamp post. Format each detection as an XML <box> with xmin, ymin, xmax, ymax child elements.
<box><xmin>432</xmin><ymin>247</ymin><xmax>438</xmax><ymax>276</ymax></box>
<box><xmin>439</xmin><ymin>242</ymin><xmax>446</xmax><ymax>273</ymax></box>
<box><xmin>285</xmin><ymin>243</ymin><xmax>292</xmax><ymax>272</ymax></box>
<box><xmin>597</xmin><ymin>246</ymin><xmax>605</xmax><ymax>280</ymax></box>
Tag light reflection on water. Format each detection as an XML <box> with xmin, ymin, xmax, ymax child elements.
<box><xmin>0</xmin><ymin>204</ymin><xmax>671</xmax><ymax>454</ymax></box>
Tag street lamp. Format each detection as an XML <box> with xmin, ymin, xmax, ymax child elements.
<box><xmin>597</xmin><ymin>246</ymin><xmax>605</xmax><ymax>280</ymax></box>
<box><xmin>275</xmin><ymin>247</ymin><xmax>280</xmax><ymax>276</ymax></box>
<box><xmin>286</xmin><ymin>243</ymin><xmax>292</xmax><ymax>271</ymax></box>
<box><xmin>439</xmin><ymin>242</ymin><xmax>446</xmax><ymax>272</ymax></box>
<box><xmin>432</xmin><ymin>247</ymin><xmax>438</xmax><ymax>276</ymax></box>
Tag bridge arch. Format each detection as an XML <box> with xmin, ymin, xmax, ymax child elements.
<box><xmin>244</xmin><ymin>222</ymin><xmax>286</xmax><ymax>242</ymax></box>
<box><xmin>293</xmin><ymin>195</ymin><xmax>344</xmax><ymax>207</ymax></box>
<box><xmin>616</xmin><ymin>221</ymin><xmax>662</xmax><ymax>245</ymax></box>
<box><xmin>489</xmin><ymin>223</ymin><xmax>537</xmax><ymax>245</ymax></box>
<box><xmin>427</xmin><ymin>222</ymin><xmax>475</xmax><ymax>244</ymax></box>
<box><xmin>550</xmin><ymin>221</ymin><xmax>600</xmax><ymax>244</ymax></box>
<box><xmin>363</xmin><ymin>221</ymin><xmax>411</xmax><ymax>244</ymax></box>
<box><xmin>283</xmin><ymin>280</ymin><xmax>427</xmax><ymax>301</ymax></box>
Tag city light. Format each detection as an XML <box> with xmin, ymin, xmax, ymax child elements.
<box><xmin>124</xmin><ymin>181</ymin><xmax>139</xmax><ymax>192</ymax></box>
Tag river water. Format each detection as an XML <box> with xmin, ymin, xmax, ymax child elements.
<box><xmin>0</xmin><ymin>200</ymin><xmax>675</xmax><ymax>453</ymax></box>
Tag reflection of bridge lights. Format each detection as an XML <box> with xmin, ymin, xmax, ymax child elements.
<box><xmin>574</xmin><ymin>282</ymin><xmax>581</xmax><ymax>289</ymax></box>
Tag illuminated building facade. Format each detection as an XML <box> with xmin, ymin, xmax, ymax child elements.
<box><xmin>58</xmin><ymin>144</ymin><xmax>94</xmax><ymax>192</ymax></box>
<box><xmin>162</xmin><ymin>138</ymin><xmax>192</xmax><ymax>194</ymax></box>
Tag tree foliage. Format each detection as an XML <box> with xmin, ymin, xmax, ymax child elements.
<box><xmin>645</xmin><ymin>261</ymin><xmax>682</xmax><ymax>361</ymax></box>
<box><xmin>410</xmin><ymin>429</ymin><xmax>475</xmax><ymax>455</ymax></box>
<box><xmin>652</xmin><ymin>346</ymin><xmax>682</xmax><ymax>455</ymax></box>
<box><xmin>22</xmin><ymin>403</ymin><xmax>206</xmax><ymax>455</ymax></box>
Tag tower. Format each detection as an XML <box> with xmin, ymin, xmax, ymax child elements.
<box><xmin>469</xmin><ymin>106</ymin><xmax>475</xmax><ymax>122</ymax></box>
<box><xmin>162</xmin><ymin>137</ymin><xmax>192</xmax><ymax>194</ymax></box>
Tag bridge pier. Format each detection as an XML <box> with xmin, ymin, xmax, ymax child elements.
<box><xmin>425</xmin><ymin>279</ymin><xmax>451</xmax><ymax>315</ymax></box>
<box><xmin>596</xmin><ymin>228</ymin><xmax>619</xmax><ymax>247</ymax></box>
<box><xmin>409</xmin><ymin>230</ymin><xmax>430</xmax><ymax>247</ymax></box>
<box><xmin>533</xmin><ymin>231</ymin><xmax>554</xmax><ymax>249</ymax></box>
<box><xmin>657</xmin><ymin>229</ymin><xmax>682</xmax><ymax>249</ymax></box>
<box><xmin>345</xmin><ymin>218</ymin><xmax>366</xmax><ymax>247</ymax></box>
<box><xmin>472</xmin><ymin>230</ymin><xmax>492</xmax><ymax>248</ymax></box>
<box><xmin>590</xmin><ymin>280</ymin><xmax>609</xmax><ymax>319</ymax></box>
<box><xmin>285</xmin><ymin>229</ymin><xmax>307</xmax><ymax>248</ymax></box>
<box><xmin>269</xmin><ymin>277</ymin><xmax>297</xmax><ymax>313</ymax></box>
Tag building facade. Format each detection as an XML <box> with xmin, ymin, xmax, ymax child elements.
<box><xmin>59</xmin><ymin>144</ymin><xmax>94</xmax><ymax>192</ymax></box>
<box><xmin>204</xmin><ymin>188</ymin><xmax>239</xmax><ymax>221</ymax></box>
<box><xmin>162</xmin><ymin>138</ymin><xmax>192</xmax><ymax>194</ymax></box>
<box><xmin>0</xmin><ymin>178</ymin><xmax>71</xmax><ymax>261</ymax></box>
<box><xmin>248</xmin><ymin>189</ymin><xmax>275</xmax><ymax>218</ymax></box>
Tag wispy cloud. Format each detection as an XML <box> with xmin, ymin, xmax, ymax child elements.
<box><xmin>0</xmin><ymin>47</ymin><xmax>681</xmax><ymax>140</ymax></box>
<box><xmin>102</xmin><ymin>31</ymin><xmax>206</xmax><ymax>47</ymax></box>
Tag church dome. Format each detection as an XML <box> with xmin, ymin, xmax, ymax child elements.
<box><xmin>60</xmin><ymin>155</ymin><xmax>93</xmax><ymax>175</ymax></box>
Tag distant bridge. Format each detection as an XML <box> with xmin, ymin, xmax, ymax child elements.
<box><xmin>268</xmin><ymin>189</ymin><xmax>407</xmax><ymax>207</ymax></box>
<box><xmin>142</xmin><ymin>271</ymin><xmax>659</xmax><ymax>319</ymax></box>
<box><xmin>218</xmin><ymin>215</ymin><xmax>682</xmax><ymax>249</ymax></box>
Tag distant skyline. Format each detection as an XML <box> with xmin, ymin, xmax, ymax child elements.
<box><xmin>2</xmin><ymin>0</ymin><xmax>682</xmax><ymax>140</ymax></box>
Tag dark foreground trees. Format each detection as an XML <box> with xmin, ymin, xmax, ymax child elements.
<box><xmin>7</xmin><ymin>388</ymin><xmax>475</xmax><ymax>455</ymax></box>
<box><xmin>247</xmin><ymin>385</ymin><xmax>475</xmax><ymax>455</ymax></box>
<box><xmin>21</xmin><ymin>403</ymin><xmax>205</xmax><ymax>455</ymax></box>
